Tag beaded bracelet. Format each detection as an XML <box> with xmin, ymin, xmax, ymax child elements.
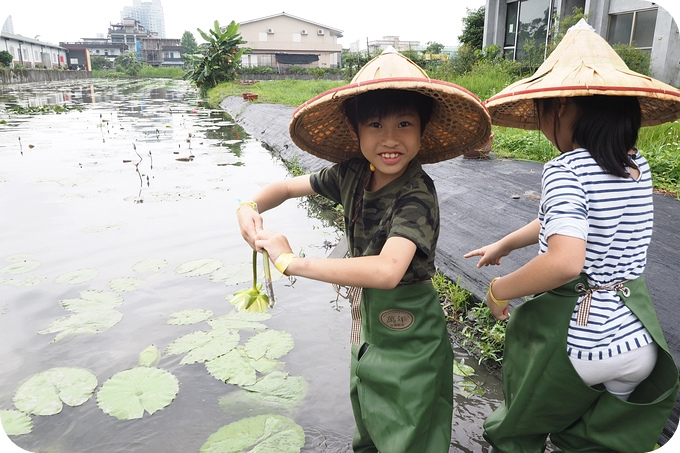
<box><xmin>237</xmin><ymin>200</ymin><xmax>258</xmax><ymax>214</ymax></box>
<box><xmin>489</xmin><ymin>277</ymin><xmax>510</xmax><ymax>307</ymax></box>
<box><xmin>274</xmin><ymin>253</ymin><xmax>296</xmax><ymax>275</ymax></box>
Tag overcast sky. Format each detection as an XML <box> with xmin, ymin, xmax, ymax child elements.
<box><xmin>4</xmin><ymin>1</ymin><xmax>489</xmax><ymax>48</ymax></box>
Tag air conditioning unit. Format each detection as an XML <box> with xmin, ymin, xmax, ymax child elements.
<box><xmin>301</xmin><ymin>29</ymin><xmax>308</xmax><ymax>35</ymax></box>
<box><xmin>267</xmin><ymin>28</ymin><xmax>274</xmax><ymax>34</ymax></box>
<box><xmin>317</xmin><ymin>29</ymin><xmax>324</xmax><ymax>36</ymax></box>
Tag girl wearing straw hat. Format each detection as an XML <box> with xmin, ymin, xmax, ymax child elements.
<box><xmin>238</xmin><ymin>47</ymin><xmax>491</xmax><ymax>452</ymax></box>
<box><xmin>465</xmin><ymin>20</ymin><xmax>680</xmax><ymax>452</ymax></box>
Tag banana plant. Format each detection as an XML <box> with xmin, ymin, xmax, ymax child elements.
<box><xmin>230</xmin><ymin>250</ymin><xmax>274</xmax><ymax>312</ymax></box>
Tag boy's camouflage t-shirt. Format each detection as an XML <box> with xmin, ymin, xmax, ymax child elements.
<box><xmin>310</xmin><ymin>158</ymin><xmax>439</xmax><ymax>284</ymax></box>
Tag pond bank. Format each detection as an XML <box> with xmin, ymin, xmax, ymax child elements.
<box><xmin>219</xmin><ymin>95</ymin><xmax>680</xmax><ymax>446</ymax></box>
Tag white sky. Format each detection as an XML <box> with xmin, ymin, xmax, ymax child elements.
<box><xmin>4</xmin><ymin>1</ymin><xmax>488</xmax><ymax>48</ymax></box>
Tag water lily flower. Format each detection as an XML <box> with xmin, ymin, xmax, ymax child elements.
<box><xmin>230</xmin><ymin>250</ymin><xmax>270</xmax><ymax>312</ymax></box>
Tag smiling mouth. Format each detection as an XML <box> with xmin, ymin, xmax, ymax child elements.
<box><xmin>380</xmin><ymin>152</ymin><xmax>401</xmax><ymax>159</ymax></box>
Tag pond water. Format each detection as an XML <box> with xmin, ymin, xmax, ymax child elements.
<box><xmin>0</xmin><ymin>79</ymin><xmax>500</xmax><ymax>452</ymax></box>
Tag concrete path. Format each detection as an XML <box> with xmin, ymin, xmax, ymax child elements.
<box><xmin>221</xmin><ymin>96</ymin><xmax>680</xmax><ymax>444</ymax></box>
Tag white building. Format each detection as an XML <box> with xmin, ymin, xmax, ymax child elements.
<box><xmin>0</xmin><ymin>31</ymin><xmax>67</xmax><ymax>68</ymax></box>
<box><xmin>121</xmin><ymin>0</ymin><xmax>166</xmax><ymax>39</ymax></box>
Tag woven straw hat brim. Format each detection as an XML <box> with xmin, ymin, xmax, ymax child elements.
<box><xmin>485</xmin><ymin>20</ymin><xmax>680</xmax><ymax>129</ymax></box>
<box><xmin>289</xmin><ymin>77</ymin><xmax>492</xmax><ymax>164</ymax></box>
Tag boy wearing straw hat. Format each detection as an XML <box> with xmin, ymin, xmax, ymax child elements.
<box><xmin>239</xmin><ymin>47</ymin><xmax>491</xmax><ymax>452</ymax></box>
<box><xmin>465</xmin><ymin>20</ymin><xmax>680</xmax><ymax>452</ymax></box>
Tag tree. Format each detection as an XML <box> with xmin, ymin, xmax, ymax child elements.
<box><xmin>91</xmin><ymin>56</ymin><xmax>114</xmax><ymax>70</ymax></box>
<box><xmin>459</xmin><ymin>6</ymin><xmax>485</xmax><ymax>50</ymax></box>
<box><xmin>181</xmin><ymin>31</ymin><xmax>199</xmax><ymax>66</ymax></box>
<box><xmin>0</xmin><ymin>50</ymin><xmax>12</xmax><ymax>67</ymax></box>
<box><xmin>183</xmin><ymin>20</ymin><xmax>247</xmax><ymax>93</ymax></box>
<box><xmin>114</xmin><ymin>53</ymin><xmax>143</xmax><ymax>76</ymax></box>
<box><xmin>424</xmin><ymin>42</ymin><xmax>445</xmax><ymax>55</ymax></box>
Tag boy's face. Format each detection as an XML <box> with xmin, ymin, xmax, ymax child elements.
<box><xmin>350</xmin><ymin>109</ymin><xmax>422</xmax><ymax>189</ymax></box>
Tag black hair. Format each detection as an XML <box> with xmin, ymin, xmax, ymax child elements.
<box><xmin>343</xmin><ymin>89</ymin><xmax>434</xmax><ymax>136</ymax></box>
<box><xmin>536</xmin><ymin>95</ymin><xmax>641</xmax><ymax>178</ymax></box>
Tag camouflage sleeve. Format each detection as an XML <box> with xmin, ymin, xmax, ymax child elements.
<box><xmin>309</xmin><ymin>163</ymin><xmax>343</xmax><ymax>205</ymax></box>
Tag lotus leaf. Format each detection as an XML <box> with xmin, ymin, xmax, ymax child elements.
<box><xmin>109</xmin><ymin>276</ymin><xmax>145</xmax><ymax>292</ymax></box>
<box><xmin>13</xmin><ymin>367</ymin><xmax>98</xmax><ymax>416</ymax></box>
<box><xmin>0</xmin><ymin>275</ymin><xmax>46</xmax><ymax>287</ymax></box>
<box><xmin>205</xmin><ymin>349</ymin><xmax>257</xmax><ymax>386</ymax></box>
<box><xmin>38</xmin><ymin>309</ymin><xmax>123</xmax><ymax>342</ymax></box>
<box><xmin>0</xmin><ymin>409</ymin><xmax>33</xmax><ymax>435</ymax></box>
<box><xmin>174</xmin><ymin>258</ymin><xmax>223</xmax><ymax>277</ymax></box>
<box><xmin>208</xmin><ymin>310</ymin><xmax>269</xmax><ymax>331</ymax></box>
<box><xmin>199</xmin><ymin>414</ymin><xmax>305</xmax><ymax>453</ymax></box>
<box><xmin>132</xmin><ymin>258</ymin><xmax>168</xmax><ymax>273</ymax></box>
<box><xmin>0</xmin><ymin>259</ymin><xmax>40</xmax><ymax>275</ymax></box>
<box><xmin>60</xmin><ymin>290</ymin><xmax>124</xmax><ymax>312</ymax></box>
<box><xmin>244</xmin><ymin>330</ymin><xmax>294</xmax><ymax>360</ymax></box>
<box><xmin>168</xmin><ymin>308</ymin><xmax>213</xmax><ymax>325</ymax></box>
<box><xmin>208</xmin><ymin>262</ymin><xmax>255</xmax><ymax>285</ymax></box>
<box><xmin>97</xmin><ymin>367</ymin><xmax>179</xmax><ymax>420</ymax></box>
<box><xmin>55</xmin><ymin>268</ymin><xmax>99</xmax><ymax>285</ymax></box>
<box><xmin>242</xmin><ymin>371</ymin><xmax>308</xmax><ymax>405</ymax></box>
<box><xmin>165</xmin><ymin>329</ymin><xmax>239</xmax><ymax>364</ymax></box>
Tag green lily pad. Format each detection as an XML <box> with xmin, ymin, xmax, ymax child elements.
<box><xmin>97</xmin><ymin>367</ymin><xmax>179</xmax><ymax>420</ymax></box>
<box><xmin>242</xmin><ymin>371</ymin><xmax>308</xmax><ymax>405</ymax></box>
<box><xmin>55</xmin><ymin>268</ymin><xmax>99</xmax><ymax>285</ymax></box>
<box><xmin>13</xmin><ymin>367</ymin><xmax>98</xmax><ymax>416</ymax></box>
<box><xmin>175</xmin><ymin>258</ymin><xmax>223</xmax><ymax>277</ymax></box>
<box><xmin>168</xmin><ymin>308</ymin><xmax>213</xmax><ymax>325</ymax></box>
<box><xmin>205</xmin><ymin>348</ymin><xmax>257</xmax><ymax>386</ymax></box>
<box><xmin>38</xmin><ymin>309</ymin><xmax>123</xmax><ymax>342</ymax></box>
<box><xmin>453</xmin><ymin>359</ymin><xmax>476</xmax><ymax>377</ymax></box>
<box><xmin>244</xmin><ymin>330</ymin><xmax>294</xmax><ymax>360</ymax></box>
<box><xmin>0</xmin><ymin>259</ymin><xmax>40</xmax><ymax>275</ymax></box>
<box><xmin>60</xmin><ymin>290</ymin><xmax>124</xmax><ymax>312</ymax></box>
<box><xmin>132</xmin><ymin>258</ymin><xmax>168</xmax><ymax>273</ymax></box>
<box><xmin>199</xmin><ymin>414</ymin><xmax>305</xmax><ymax>453</ymax></box>
<box><xmin>0</xmin><ymin>275</ymin><xmax>46</xmax><ymax>287</ymax></box>
<box><xmin>0</xmin><ymin>409</ymin><xmax>33</xmax><ymax>435</ymax></box>
<box><xmin>109</xmin><ymin>277</ymin><xmax>145</xmax><ymax>292</ymax></box>
<box><xmin>208</xmin><ymin>310</ymin><xmax>270</xmax><ymax>331</ymax></box>
<box><xmin>165</xmin><ymin>329</ymin><xmax>239</xmax><ymax>364</ymax></box>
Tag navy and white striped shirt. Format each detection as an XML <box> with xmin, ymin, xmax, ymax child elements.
<box><xmin>538</xmin><ymin>148</ymin><xmax>653</xmax><ymax>360</ymax></box>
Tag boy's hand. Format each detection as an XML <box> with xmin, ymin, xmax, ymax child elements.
<box><xmin>464</xmin><ymin>241</ymin><xmax>507</xmax><ymax>267</ymax></box>
<box><xmin>254</xmin><ymin>230</ymin><xmax>294</xmax><ymax>263</ymax></box>
<box><xmin>237</xmin><ymin>203</ymin><xmax>263</xmax><ymax>249</ymax></box>
<box><xmin>485</xmin><ymin>291</ymin><xmax>510</xmax><ymax>320</ymax></box>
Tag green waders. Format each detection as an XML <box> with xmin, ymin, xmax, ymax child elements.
<box><xmin>350</xmin><ymin>283</ymin><xmax>454</xmax><ymax>453</ymax></box>
<box><xmin>484</xmin><ymin>275</ymin><xmax>679</xmax><ymax>453</ymax></box>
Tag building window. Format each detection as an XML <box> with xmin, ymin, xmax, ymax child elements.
<box><xmin>607</xmin><ymin>9</ymin><xmax>657</xmax><ymax>51</ymax></box>
<box><xmin>503</xmin><ymin>0</ymin><xmax>554</xmax><ymax>62</ymax></box>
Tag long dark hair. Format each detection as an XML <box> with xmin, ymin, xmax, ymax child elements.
<box><xmin>343</xmin><ymin>89</ymin><xmax>434</xmax><ymax>136</ymax></box>
<box><xmin>536</xmin><ymin>95</ymin><xmax>641</xmax><ymax>177</ymax></box>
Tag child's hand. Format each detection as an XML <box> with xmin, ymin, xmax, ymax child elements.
<box><xmin>238</xmin><ymin>203</ymin><xmax>263</xmax><ymax>249</ymax></box>
<box><xmin>254</xmin><ymin>230</ymin><xmax>294</xmax><ymax>263</ymax></box>
<box><xmin>485</xmin><ymin>291</ymin><xmax>510</xmax><ymax>320</ymax></box>
<box><xmin>464</xmin><ymin>242</ymin><xmax>506</xmax><ymax>267</ymax></box>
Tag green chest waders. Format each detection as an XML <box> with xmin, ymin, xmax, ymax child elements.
<box><xmin>349</xmin><ymin>283</ymin><xmax>454</xmax><ymax>453</ymax></box>
<box><xmin>483</xmin><ymin>275</ymin><xmax>679</xmax><ymax>453</ymax></box>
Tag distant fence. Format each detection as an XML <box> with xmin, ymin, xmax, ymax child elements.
<box><xmin>0</xmin><ymin>69</ymin><xmax>93</xmax><ymax>84</ymax></box>
<box><xmin>239</xmin><ymin>73</ymin><xmax>344</xmax><ymax>81</ymax></box>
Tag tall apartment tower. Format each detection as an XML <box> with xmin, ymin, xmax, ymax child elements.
<box><xmin>121</xmin><ymin>0</ymin><xmax>166</xmax><ymax>38</ymax></box>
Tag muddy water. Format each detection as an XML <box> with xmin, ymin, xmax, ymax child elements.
<box><xmin>0</xmin><ymin>79</ymin><xmax>500</xmax><ymax>452</ymax></box>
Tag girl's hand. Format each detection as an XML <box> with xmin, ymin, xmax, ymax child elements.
<box><xmin>254</xmin><ymin>230</ymin><xmax>293</xmax><ymax>263</ymax></box>
<box><xmin>237</xmin><ymin>203</ymin><xmax>263</xmax><ymax>249</ymax></box>
<box><xmin>464</xmin><ymin>241</ymin><xmax>507</xmax><ymax>267</ymax></box>
<box><xmin>485</xmin><ymin>291</ymin><xmax>510</xmax><ymax>321</ymax></box>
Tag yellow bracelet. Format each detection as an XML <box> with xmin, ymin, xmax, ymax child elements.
<box><xmin>274</xmin><ymin>252</ymin><xmax>296</xmax><ymax>275</ymax></box>
<box><xmin>237</xmin><ymin>200</ymin><xmax>258</xmax><ymax>214</ymax></box>
<box><xmin>489</xmin><ymin>277</ymin><xmax>510</xmax><ymax>307</ymax></box>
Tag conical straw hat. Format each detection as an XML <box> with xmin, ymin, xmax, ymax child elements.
<box><xmin>289</xmin><ymin>46</ymin><xmax>492</xmax><ymax>163</ymax></box>
<box><xmin>485</xmin><ymin>19</ymin><xmax>680</xmax><ymax>129</ymax></box>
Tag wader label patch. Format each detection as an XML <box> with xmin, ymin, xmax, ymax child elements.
<box><xmin>379</xmin><ymin>309</ymin><xmax>415</xmax><ymax>331</ymax></box>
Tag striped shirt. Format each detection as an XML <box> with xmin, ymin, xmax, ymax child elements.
<box><xmin>538</xmin><ymin>148</ymin><xmax>654</xmax><ymax>360</ymax></box>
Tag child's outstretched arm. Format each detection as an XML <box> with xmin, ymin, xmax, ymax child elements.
<box><xmin>464</xmin><ymin>218</ymin><xmax>541</xmax><ymax>267</ymax></box>
<box><xmin>238</xmin><ymin>175</ymin><xmax>316</xmax><ymax>249</ymax></box>
<box><xmin>255</xmin><ymin>231</ymin><xmax>417</xmax><ymax>290</ymax></box>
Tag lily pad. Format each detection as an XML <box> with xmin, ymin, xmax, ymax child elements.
<box><xmin>205</xmin><ymin>348</ymin><xmax>257</xmax><ymax>386</ymax></box>
<box><xmin>38</xmin><ymin>309</ymin><xmax>123</xmax><ymax>342</ymax></box>
<box><xmin>175</xmin><ymin>258</ymin><xmax>223</xmax><ymax>277</ymax></box>
<box><xmin>209</xmin><ymin>262</ymin><xmax>259</xmax><ymax>285</ymax></box>
<box><xmin>208</xmin><ymin>310</ymin><xmax>270</xmax><ymax>331</ymax></box>
<box><xmin>165</xmin><ymin>329</ymin><xmax>239</xmax><ymax>364</ymax></box>
<box><xmin>453</xmin><ymin>359</ymin><xmax>476</xmax><ymax>377</ymax></box>
<box><xmin>13</xmin><ymin>367</ymin><xmax>98</xmax><ymax>416</ymax></box>
<box><xmin>60</xmin><ymin>290</ymin><xmax>124</xmax><ymax>312</ymax></box>
<box><xmin>55</xmin><ymin>268</ymin><xmax>99</xmax><ymax>285</ymax></box>
<box><xmin>109</xmin><ymin>276</ymin><xmax>145</xmax><ymax>292</ymax></box>
<box><xmin>168</xmin><ymin>308</ymin><xmax>213</xmax><ymax>325</ymax></box>
<box><xmin>242</xmin><ymin>371</ymin><xmax>308</xmax><ymax>405</ymax></box>
<box><xmin>0</xmin><ymin>259</ymin><xmax>40</xmax><ymax>275</ymax></box>
<box><xmin>0</xmin><ymin>275</ymin><xmax>46</xmax><ymax>287</ymax></box>
<box><xmin>0</xmin><ymin>409</ymin><xmax>33</xmax><ymax>435</ymax></box>
<box><xmin>244</xmin><ymin>330</ymin><xmax>294</xmax><ymax>360</ymax></box>
<box><xmin>132</xmin><ymin>258</ymin><xmax>168</xmax><ymax>273</ymax></box>
<box><xmin>199</xmin><ymin>414</ymin><xmax>305</xmax><ymax>453</ymax></box>
<box><xmin>97</xmin><ymin>367</ymin><xmax>179</xmax><ymax>420</ymax></box>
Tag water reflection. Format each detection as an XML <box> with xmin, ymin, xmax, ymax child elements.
<box><xmin>0</xmin><ymin>78</ymin><xmax>500</xmax><ymax>452</ymax></box>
